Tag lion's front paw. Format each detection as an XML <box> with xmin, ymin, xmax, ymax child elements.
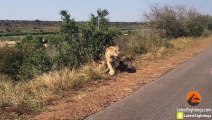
<box><xmin>109</xmin><ymin>70</ymin><xmax>115</xmax><ymax>75</ymax></box>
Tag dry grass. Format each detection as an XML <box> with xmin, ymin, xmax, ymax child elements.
<box><xmin>0</xmin><ymin>35</ymin><xmax>211</xmax><ymax>119</ymax></box>
<box><xmin>134</xmin><ymin>36</ymin><xmax>212</xmax><ymax>67</ymax></box>
<box><xmin>150</xmin><ymin>37</ymin><xmax>209</xmax><ymax>57</ymax></box>
<box><xmin>0</xmin><ymin>62</ymin><xmax>106</xmax><ymax>118</ymax></box>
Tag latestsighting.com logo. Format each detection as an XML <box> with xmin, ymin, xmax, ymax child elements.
<box><xmin>176</xmin><ymin>91</ymin><xmax>202</xmax><ymax>120</ymax></box>
<box><xmin>186</xmin><ymin>91</ymin><xmax>201</xmax><ymax>106</ymax></box>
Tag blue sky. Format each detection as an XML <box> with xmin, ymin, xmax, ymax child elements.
<box><xmin>0</xmin><ymin>0</ymin><xmax>211</xmax><ymax>22</ymax></box>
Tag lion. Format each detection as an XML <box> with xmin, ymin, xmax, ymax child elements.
<box><xmin>105</xmin><ymin>45</ymin><xmax>120</xmax><ymax>75</ymax></box>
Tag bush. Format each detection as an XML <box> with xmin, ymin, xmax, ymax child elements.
<box><xmin>0</xmin><ymin>40</ymin><xmax>52</xmax><ymax>80</ymax></box>
<box><xmin>0</xmin><ymin>47</ymin><xmax>24</xmax><ymax>79</ymax></box>
<box><xmin>48</xmin><ymin>9</ymin><xmax>116</xmax><ymax>68</ymax></box>
<box><xmin>80</xmin><ymin>16</ymin><xmax>116</xmax><ymax>60</ymax></box>
<box><xmin>144</xmin><ymin>4</ymin><xmax>207</xmax><ymax>38</ymax></box>
<box><xmin>17</xmin><ymin>47</ymin><xmax>52</xmax><ymax>80</ymax></box>
<box><xmin>208</xmin><ymin>23</ymin><xmax>212</xmax><ymax>31</ymax></box>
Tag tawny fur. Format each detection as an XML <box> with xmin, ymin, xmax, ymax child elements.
<box><xmin>105</xmin><ymin>45</ymin><xmax>120</xmax><ymax>75</ymax></box>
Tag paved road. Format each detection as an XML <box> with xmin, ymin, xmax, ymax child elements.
<box><xmin>87</xmin><ymin>47</ymin><xmax>212</xmax><ymax>120</ymax></box>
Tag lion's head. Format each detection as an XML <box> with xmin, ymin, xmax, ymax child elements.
<box><xmin>110</xmin><ymin>45</ymin><xmax>120</xmax><ymax>59</ymax></box>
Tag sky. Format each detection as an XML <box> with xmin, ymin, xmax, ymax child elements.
<box><xmin>0</xmin><ymin>0</ymin><xmax>212</xmax><ymax>22</ymax></box>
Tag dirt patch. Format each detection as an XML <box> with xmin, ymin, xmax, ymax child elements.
<box><xmin>34</xmin><ymin>39</ymin><xmax>211</xmax><ymax>120</ymax></box>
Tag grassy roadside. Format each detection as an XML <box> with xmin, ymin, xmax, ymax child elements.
<box><xmin>0</xmin><ymin>36</ymin><xmax>212</xmax><ymax>119</ymax></box>
<box><xmin>0</xmin><ymin>62</ymin><xmax>106</xmax><ymax>119</ymax></box>
<box><xmin>34</xmin><ymin>36</ymin><xmax>212</xmax><ymax>120</ymax></box>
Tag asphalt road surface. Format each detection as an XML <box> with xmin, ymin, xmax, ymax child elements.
<box><xmin>87</xmin><ymin>47</ymin><xmax>212</xmax><ymax>120</ymax></box>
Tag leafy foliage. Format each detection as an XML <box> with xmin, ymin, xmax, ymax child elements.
<box><xmin>50</xmin><ymin>9</ymin><xmax>116</xmax><ymax>68</ymax></box>
<box><xmin>80</xmin><ymin>9</ymin><xmax>116</xmax><ymax>60</ymax></box>
<box><xmin>0</xmin><ymin>37</ymin><xmax>52</xmax><ymax>80</ymax></box>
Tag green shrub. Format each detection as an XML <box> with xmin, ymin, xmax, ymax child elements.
<box><xmin>81</xmin><ymin>23</ymin><xmax>116</xmax><ymax>60</ymax></box>
<box><xmin>208</xmin><ymin>23</ymin><xmax>212</xmax><ymax>31</ymax></box>
<box><xmin>188</xmin><ymin>24</ymin><xmax>204</xmax><ymax>37</ymax></box>
<box><xmin>0</xmin><ymin>47</ymin><xmax>24</xmax><ymax>79</ymax></box>
<box><xmin>49</xmin><ymin>9</ymin><xmax>116</xmax><ymax>68</ymax></box>
<box><xmin>0</xmin><ymin>41</ymin><xmax>52</xmax><ymax>80</ymax></box>
<box><xmin>17</xmin><ymin>46</ymin><xmax>52</xmax><ymax>80</ymax></box>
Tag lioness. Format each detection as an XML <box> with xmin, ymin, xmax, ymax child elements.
<box><xmin>105</xmin><ymin>45</ymin><xmax>120</xmax><ymax>75</ymax></box>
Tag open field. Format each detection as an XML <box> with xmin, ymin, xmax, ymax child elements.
<box><xmin>0</xmin><ymin>20</ymin><xmax>141</xmax><ymax>39</ymax></box>
<box><xmin>0</xmin><ymin>20</ymin><xmax>60</xmax><ymax>36</ymax></box>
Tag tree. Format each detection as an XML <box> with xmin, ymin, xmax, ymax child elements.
<box><xmin>60</xmin><ymin>10</ymin><xmax>79</xmax><ymax>40</ymax></box>
<box><xmin>97</xmin><ymin>9</ymin><xmax>109</xmax><ymax>30</ymax></box>
<box><xmin>81</xmin><ymin>9</ymin><xmax>116</xmax><ymax>60</ymax></box>
<box><xmin>90</xmin><ymin>9</ymin><xmax>110</xmax><ymax>31</ymax></box>
<box><xmin>56</xmin><ymin>9</ymin><xmax>116</xmax><ymax>64</ymax></box>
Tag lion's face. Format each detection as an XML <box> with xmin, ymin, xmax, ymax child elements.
<box><xmin>111</xmin><ymin>46</ymin><xmax>120</xmax><ymax>58</ymax></box>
